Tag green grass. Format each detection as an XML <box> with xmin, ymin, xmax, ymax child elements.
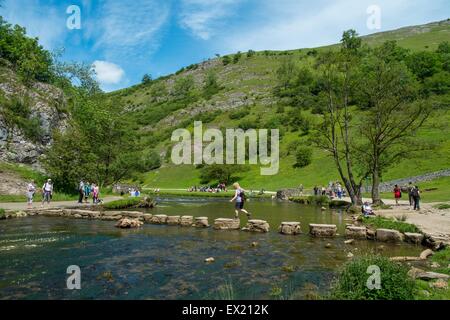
<box><xmin>362</xmin><ymin>216</ymin><xmax>421</xmax><ymax>233</ymax></box>
<box><xmin>147</xmin><ymin>189</ymin><xmax>272</xmax><ymax>198</ymax></box>
<box><xmin>434</xmin><ymin>203</ymin><xmax>450</xmax><ymax>210</ymax></box>
<box><xmin>0</xmin><ymin>162</ymin><xmax>45</xmax><ymax>184</ymax></box>
<box><xmin>0</xmin><ymin>193</ymin><xmax>78</xmax><ymax>203</ymax></box>
<box><xmin>102</xmin><ymin>197</ymin><xmax>142</xmax><ymax>210</ymax></box>
<box><xmin>431</xmin><ymin>248</ymin><xmax>450</xmax><ymax>276</ymax></box>
<box><xmin>0</xmin><ymin>208</ymin><xmax>5</xmax><ymax>219</ymax></box>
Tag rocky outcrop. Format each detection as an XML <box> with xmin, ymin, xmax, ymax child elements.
<box><xmin>309</xmin><ymin>224</ymin><xmax>337</xmax><ymax>237</ymax></box>
<box><xmin>0</xmin><ymin>68</ymin><xmax>69</xmax><ymax>166</ymax></box>
<box><xmin>279</xmin><ymin>222</ymin><xmax>301</xmax><ymax>235</ymax></box>
<box><xmin>167</xmin><ymin>216</ymin><xmax>181</xmax><ymax>225</ymax></box>
<box><xmin>213</xmin><ymin>218</ymin><xmax>240</xmax><ymax>230</ymax></box>
<box><xmin>404</xmin><ymin>232</ymin><xmax>425</xmax><ymax>245</ymax></box>
<box><xmin>242</xmin><ymin>219</ymin><xmax>270</xmax><ymax>233</ymax></box>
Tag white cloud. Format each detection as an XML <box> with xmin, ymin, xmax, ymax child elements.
<box><xmin>95</xmin><ymin>0</ymin><xmax>170</xmax><ymax>61</ymax></box>
<box><xmin>92</xmin><ymin>60</ymin><xmax>125</xmax><ymax>85</ymax></box>
<box><xmin>179</xmin><ymin>0</ymin><xmax>240</xmax><ymax>40</ymax></box>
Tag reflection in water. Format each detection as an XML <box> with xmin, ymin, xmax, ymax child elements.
<box><xmin>0</xmin><ymin>198</ymin><xmax>423</xmax><ymax>300</ymax></box>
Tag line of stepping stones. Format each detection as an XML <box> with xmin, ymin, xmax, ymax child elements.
<box><xmin>20</xmin><ymin>208</ymin><xmax>425</xmax><ymax>244</ymax></box>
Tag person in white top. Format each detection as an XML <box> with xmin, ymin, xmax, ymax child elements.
<box><xmin>26</xmin><ymin>180</ymin><xmax>36</xmax><ymax>208</ymax></box>
<box><xmin>41</xmin><ymin>179</ymin><xmax>53</xmax><ymax>207</ymax></box>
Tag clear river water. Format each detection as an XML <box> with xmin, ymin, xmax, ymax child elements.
<box><xmin>0</xmin><ymin>197</ymin><xmax>424</xmax><ymax>300</ymax></box>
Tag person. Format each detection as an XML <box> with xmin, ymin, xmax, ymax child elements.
<box><xmin>336</xmin><ymin>183</ymin><xmax>343</xmax><ymax>199</ymax></box>
<box><xmin>26</xmin><ymin>180</ymin><xmax>36</xmax><ymax>209</ymax></box>
<box><xmin>412</xmin><ymin>186</ymin><xmax>421</xmax><ymax>211</ymax></box>
<box><xmin>92</xmin><ymin>183</ymin><xmax>100</xmax><ymax>204</ymax></box>
<box><xmin>84</xmin><ymin>182</ymin><xmax>91</xmax><ymax>203</ymax></box>
<box><xmin>362</xmin><ymin>201</ymin><xmax>374</xmax><ymax>217</ymax></box>
<box><xmin>41</xmin><ymin>179</ymin><xmax>53</xmax><ymax>207</ymax></box>
<box><xmin>78</xmin><ymin>180</ymin><xmax>85</xmax><ymax>204</ymax></box>
<box><xmin>230</xmin><ymin>182</ymin><xmax>251</xmax><ymax>219</ymax></box>
<box><xmin>393</xmin><ymin>184</ymin><xmax>402</xmax><ymax>206</ymax></box>
<box><xmin>407</xmin><ymin>182</ymin><xmax>414</xmax><ymax>209</ymax></box>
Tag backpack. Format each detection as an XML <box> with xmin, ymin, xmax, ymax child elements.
<box><xmin>412</xmin><ymin>188</ymin><xmax>419</xmax><ymax>198</ymax></box>
<box><xmin>239</xmin><ymin>189</ymin><xmax>246</xmax><ymax>202</ymax></box>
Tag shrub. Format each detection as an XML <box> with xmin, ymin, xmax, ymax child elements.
<box><xmin>0</xmin><ymin>208</ymin><xmax>5</xmax><ymax>219</ymax></box>
<box><xmin>308</xmin><ymin>195</ymin><xmax>330</xmax><ymax>206</ymax></box>
<box><xmin>293</xmin><ymin>146</ymin><xmax>313</xmax><ymax>168</ymax></box>
<box><xmin>330</xmin><ymin>255</ymin><xmax>415</xmax><ymax>300</ymax></box>
<box><xmin>228</xmin><ymin>109</ymin><xmax>250</xmax><ymax>120</ymax></box>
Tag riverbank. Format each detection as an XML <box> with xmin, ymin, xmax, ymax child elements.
<box><xmin>0</xmin><ymin>196</ymin><xmax>123</xmax><ymax>211</ymax></box>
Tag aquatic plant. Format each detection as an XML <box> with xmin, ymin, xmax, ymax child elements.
<box><xmin>330</xmin><ymin>254</ymin><xmax>415</xmax><ymax>300</ymax></box>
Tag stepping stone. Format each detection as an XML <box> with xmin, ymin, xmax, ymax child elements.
<box><xmin>167</xmin><ymin>216</ymin><xmax>181</xmax><ymax>225</ymax></box>
<box><xmin>180</xmin><ymin>216</ymin><xmax>194</xmax><ymax>227</ymax></box>
<box><xmin>309</xmin><ymin>224</ymin><xmax>337</xmax><ymax>237</ymax></box>
<box><xmin>214</xmin><ymin>218</ymin><xmax>240</xmax><ymax>230</ymax></box>
<box><xmin>376</xmin><ymin>228</ymin><xmax>404</xmax><ymax>242</ymax></box>
<box><xmin>242</xmin><ymin>219</ymin><xmax>270</xmax><ymax>233</ymax></box>
<box><xmin>195</xmin><ymin>217</ymin><xmax>209</xmax><ymax>228</ymax></box>
<box><xmin>345</xmin><ymin>225</ymin><xmax>367</xmax><ymax>239</ymax></box>
<box><xmin>279</xmin><ymin>222</ymin><xmax>301</xmax><ymax>235</ymax></box>
<box><xmin>150</xmin><ymin>214</ymin><xmax>168</xmax><ymax>224</ymax></box>
<box><xmin>404</xmin><ymin>232</ymin><xmax>424</xmax><ymax>245</ymax></box>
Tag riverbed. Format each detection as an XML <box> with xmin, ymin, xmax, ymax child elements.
<box><xmin>0</xmin><ymin>197</ymin><xmax>424</xmax><ymax>300</ymax></box>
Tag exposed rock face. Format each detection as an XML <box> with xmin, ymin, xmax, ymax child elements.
<box><xmin>309</xmin><ymin>224</ymin><xmax>337</xmax><ymax>237</ymax></box>
<box><xmin>404</xmin><ymin>232</ymin><xmax>425</xmax><ymax>245</ymax></box>
<box><xmin>345</xmin><ymin>226</ymin><xmax>367</xmax><ymax>239</ymax></box>
<box><xmin>213</xmin><ymin>218</ymin><xmax>240</xmax><ymax>230</ymax></box>
<box><xmin>167</xmin><ymin>216</ymin><xmax>181</xmax><ymax>225</ymax></box>
<box><xmin>115</xmin><ymin>218</ymin><xmax>143</xmax><ymax>229</ymax></box>
<box><xmin>194</xmin><ymin>217</ymin><xmax>209</xmax><ymax>228</ymax></box>
<box><xmin>279</xmin><ymin>222</ymin><xmax>301</xmax><ymax>235</ymax></box>
<box><xmin>0</xmin><ymin>68</ymin><xmax>69</xmax><ymax>166</ymax></box>
<box><xmin>150</xmin><ymin>215</ymin><xmax>168</xmax><ymax>224</ymax></box>
<box><xmin>376</xmin><ymin>228</ymin><xmax>404</xmax><ymax>242</ymax></box>
<box><xmin>143</xmin><ymin>214</ymin><xmax>153</xmax><ymax>222</ymax></box>
<box><xmin>242</xmin><ymin>219</ymin><xmax>270</xmax><ymax>233</ymax></box>
<box><xmin>180</xmin><ymin>216</ymin><xmax>194</xmax><ymax>226</ymax></box>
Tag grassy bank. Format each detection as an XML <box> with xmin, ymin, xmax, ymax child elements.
<box><xmin>362</xmin><ymin>216</ymin><xmax>421</xmax><ymax>233</ymax></box>
<box><xmin>0</xmin><ymin>193</ymin><xmax>78</xmax><ymax>203</ymax></box>
<box><xmin>146</xmin><ymin>189</ymin><xmax>273</xmax><ymax>199</ymax></box>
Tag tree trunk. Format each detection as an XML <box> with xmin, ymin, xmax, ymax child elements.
<box><xmin>371</xmin><ymin>170</ymin><xmax>382</xmax><ymax>205</ymax></box>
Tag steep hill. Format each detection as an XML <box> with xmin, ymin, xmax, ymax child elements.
<box><xmin>109</xmin><ymin>20</ymin><xmax>450</xmax><ymax>192</ymax></box>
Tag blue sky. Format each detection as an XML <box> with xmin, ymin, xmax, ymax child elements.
<box><xmin>1</xmin><ymin>0</ymin><xmax>449</xmax><ymax>91</ymax></box>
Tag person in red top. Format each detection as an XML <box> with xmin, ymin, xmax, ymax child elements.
<box><xmin>393</xmin><ymin>184</ymin><xmax>402</xmax><ymax>206</ymax></box>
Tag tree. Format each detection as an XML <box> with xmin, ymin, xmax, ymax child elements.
<box><xmin>199</xmin><ymin>164</ymin><xmax>243</xmax><ymax>185</ymax></box>
<box><xmin>294</xmin><ymin>146</ymin><xmax>313</xmax><ymax>168</ymax></box>
<box><xmin>313</xmin><ymin>30</ymin><xmax>366</xmax><ymax>205</ymax></box>
<box><xmin>233</xmin><ymin>51</ymin><xmax>242</xmax><ymax>63</ymax></box>
<box><xmin>356</xmin><ymin>51</ymin><xmax>432</xmax><ymax>204</ymax></box>
<box><xmin>222</xmin><ymin>55</ymin><xmax>231</xmax><ymax>66</ymax></box>
<box><xmin>142</xmin><ymin>73</ymin><xmax>152</xmax><ymax>85</ymax></box>
<box><xmin>203</xmin><ymin>70</ymin><xmax>220</xmax><ymax>99</ymax></box>
<box><xmin>407</xmin><ymin>51</ymin><xmax>441</xmax><ymax>80</ymax></box>
<box><xmin>247</xmin><ymin>50</ymin><xmax>256</xmax><ymax>58</ymax></box>
<box><xmin>172</xmin><ymin>75</ymin><xmax>195</xmax><ymax>100</ymax></box>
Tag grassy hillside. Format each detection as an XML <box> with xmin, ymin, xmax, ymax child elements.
<box><xmin>109</xmin><ymin>20</ymin><xmax>450</xmax><ymax>198</ymax></box>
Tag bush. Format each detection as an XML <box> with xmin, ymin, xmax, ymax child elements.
<box><xmin>293</xmin><ymin>146</ymin><xmax>313</xmax><ymax>168</ymax></box>
<box><xmin>228</xmin><ymin>109</ymin><xmax>250</xmax><ymax>120</ymax></box>
<box><xmin>0</xmin><ymin>208</ymin><xmax>5</xmax><ymax>219</ymax></box>
<box><xmin>330</xmin><ymin>255</ymin><xmax>415</xmax><ymax>300</ymax></box>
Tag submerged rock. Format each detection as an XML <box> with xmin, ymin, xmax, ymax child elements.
<box><xmin>242</xmin><ymin>220</ymin><xmax>270</xmax><ymax>233</ymax></box>
<box><xmin>205</xmin><ymin>257</ymin><xmax>215</xmax><ymax>263</ymax></box>
<box><xmin>214</xmin><ymin>218</ymin><xmax>240</xmax><ymax>230</ymax></box>
<box><xmin>150</xmin><ymin>215</ymin><xmax>168</xmax><ymax>224</ymax></box>
<box><xmin>278</xmin><ymin>222</ymin><xmax>301</xmax><ymax>235</ymax></box>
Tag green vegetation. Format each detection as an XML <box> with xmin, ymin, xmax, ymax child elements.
<box><xmin>0</xmin><ymin>208</ymin><xmax>5</xmax><ymax>219</ymax></box>
<box><xmin>330</xmin><ymin>255</ymin><xmax>415</xmax><ymax>300</ymax></box>
<box><xmin>434</xmin><ymin>203</ymin><xmax>450</xmax><ymax>210</ymax></box>
<box><xmin>362</xmin><ymin>216</ymin><xmax>420</xmax><ymax>233</ymax></box>
<box><xmin>146</xmin><ymin>189</ymin><xmax>272</xmax><ymax>199</ymax></box>
<box><xmin>102</xmin><ymin>197</ymin><xmax>142</xmax><ymax>210</ymax></box>
<box><xmin>0</xmin><ymin>193</ymin><xmax>78</xmax><ymax>203</ymax></box>
<box><xmin>0</xmin><ymin>162</ymin><xmax>45</xmax><ymax>184</ymax></box>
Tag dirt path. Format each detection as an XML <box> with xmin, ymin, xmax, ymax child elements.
<box><xmin>375</xmin><ymin>202</ymin><xmax>450</xmax><ymax>242</ymax></box>
<box><xmin>0</xmin><ymin>196</ymin><xmax>123</xmax><ymax>211</ymax></box>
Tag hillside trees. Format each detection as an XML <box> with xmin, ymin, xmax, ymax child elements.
<box><xmin>203</xmin><ymin>70</ymin><xmax>221</xmax><ymax>99</ymax></box>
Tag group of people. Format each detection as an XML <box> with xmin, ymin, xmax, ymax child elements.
<box><xmin>188</xmin><ymin>184</ymin><xmax>228</xmax><ymax>193</ymax></box>
<box><xmin>393</xmin><ymin>182</ymin><xmax>421</xmax><ymax>210</ymax></box>
<box><xmin>26</xmin><ymin>179</ymin><xmax>54</xmax><ymax>208</ymax></box>
<box><xmin>313</xmin><ymin>182</ymin><xmax>345</xmax><ymax>199</ymax></box>
<box><xmin>78</xmin><ymin>180</ymin><xmax>100</xmax><ymax>204</ymax></box>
